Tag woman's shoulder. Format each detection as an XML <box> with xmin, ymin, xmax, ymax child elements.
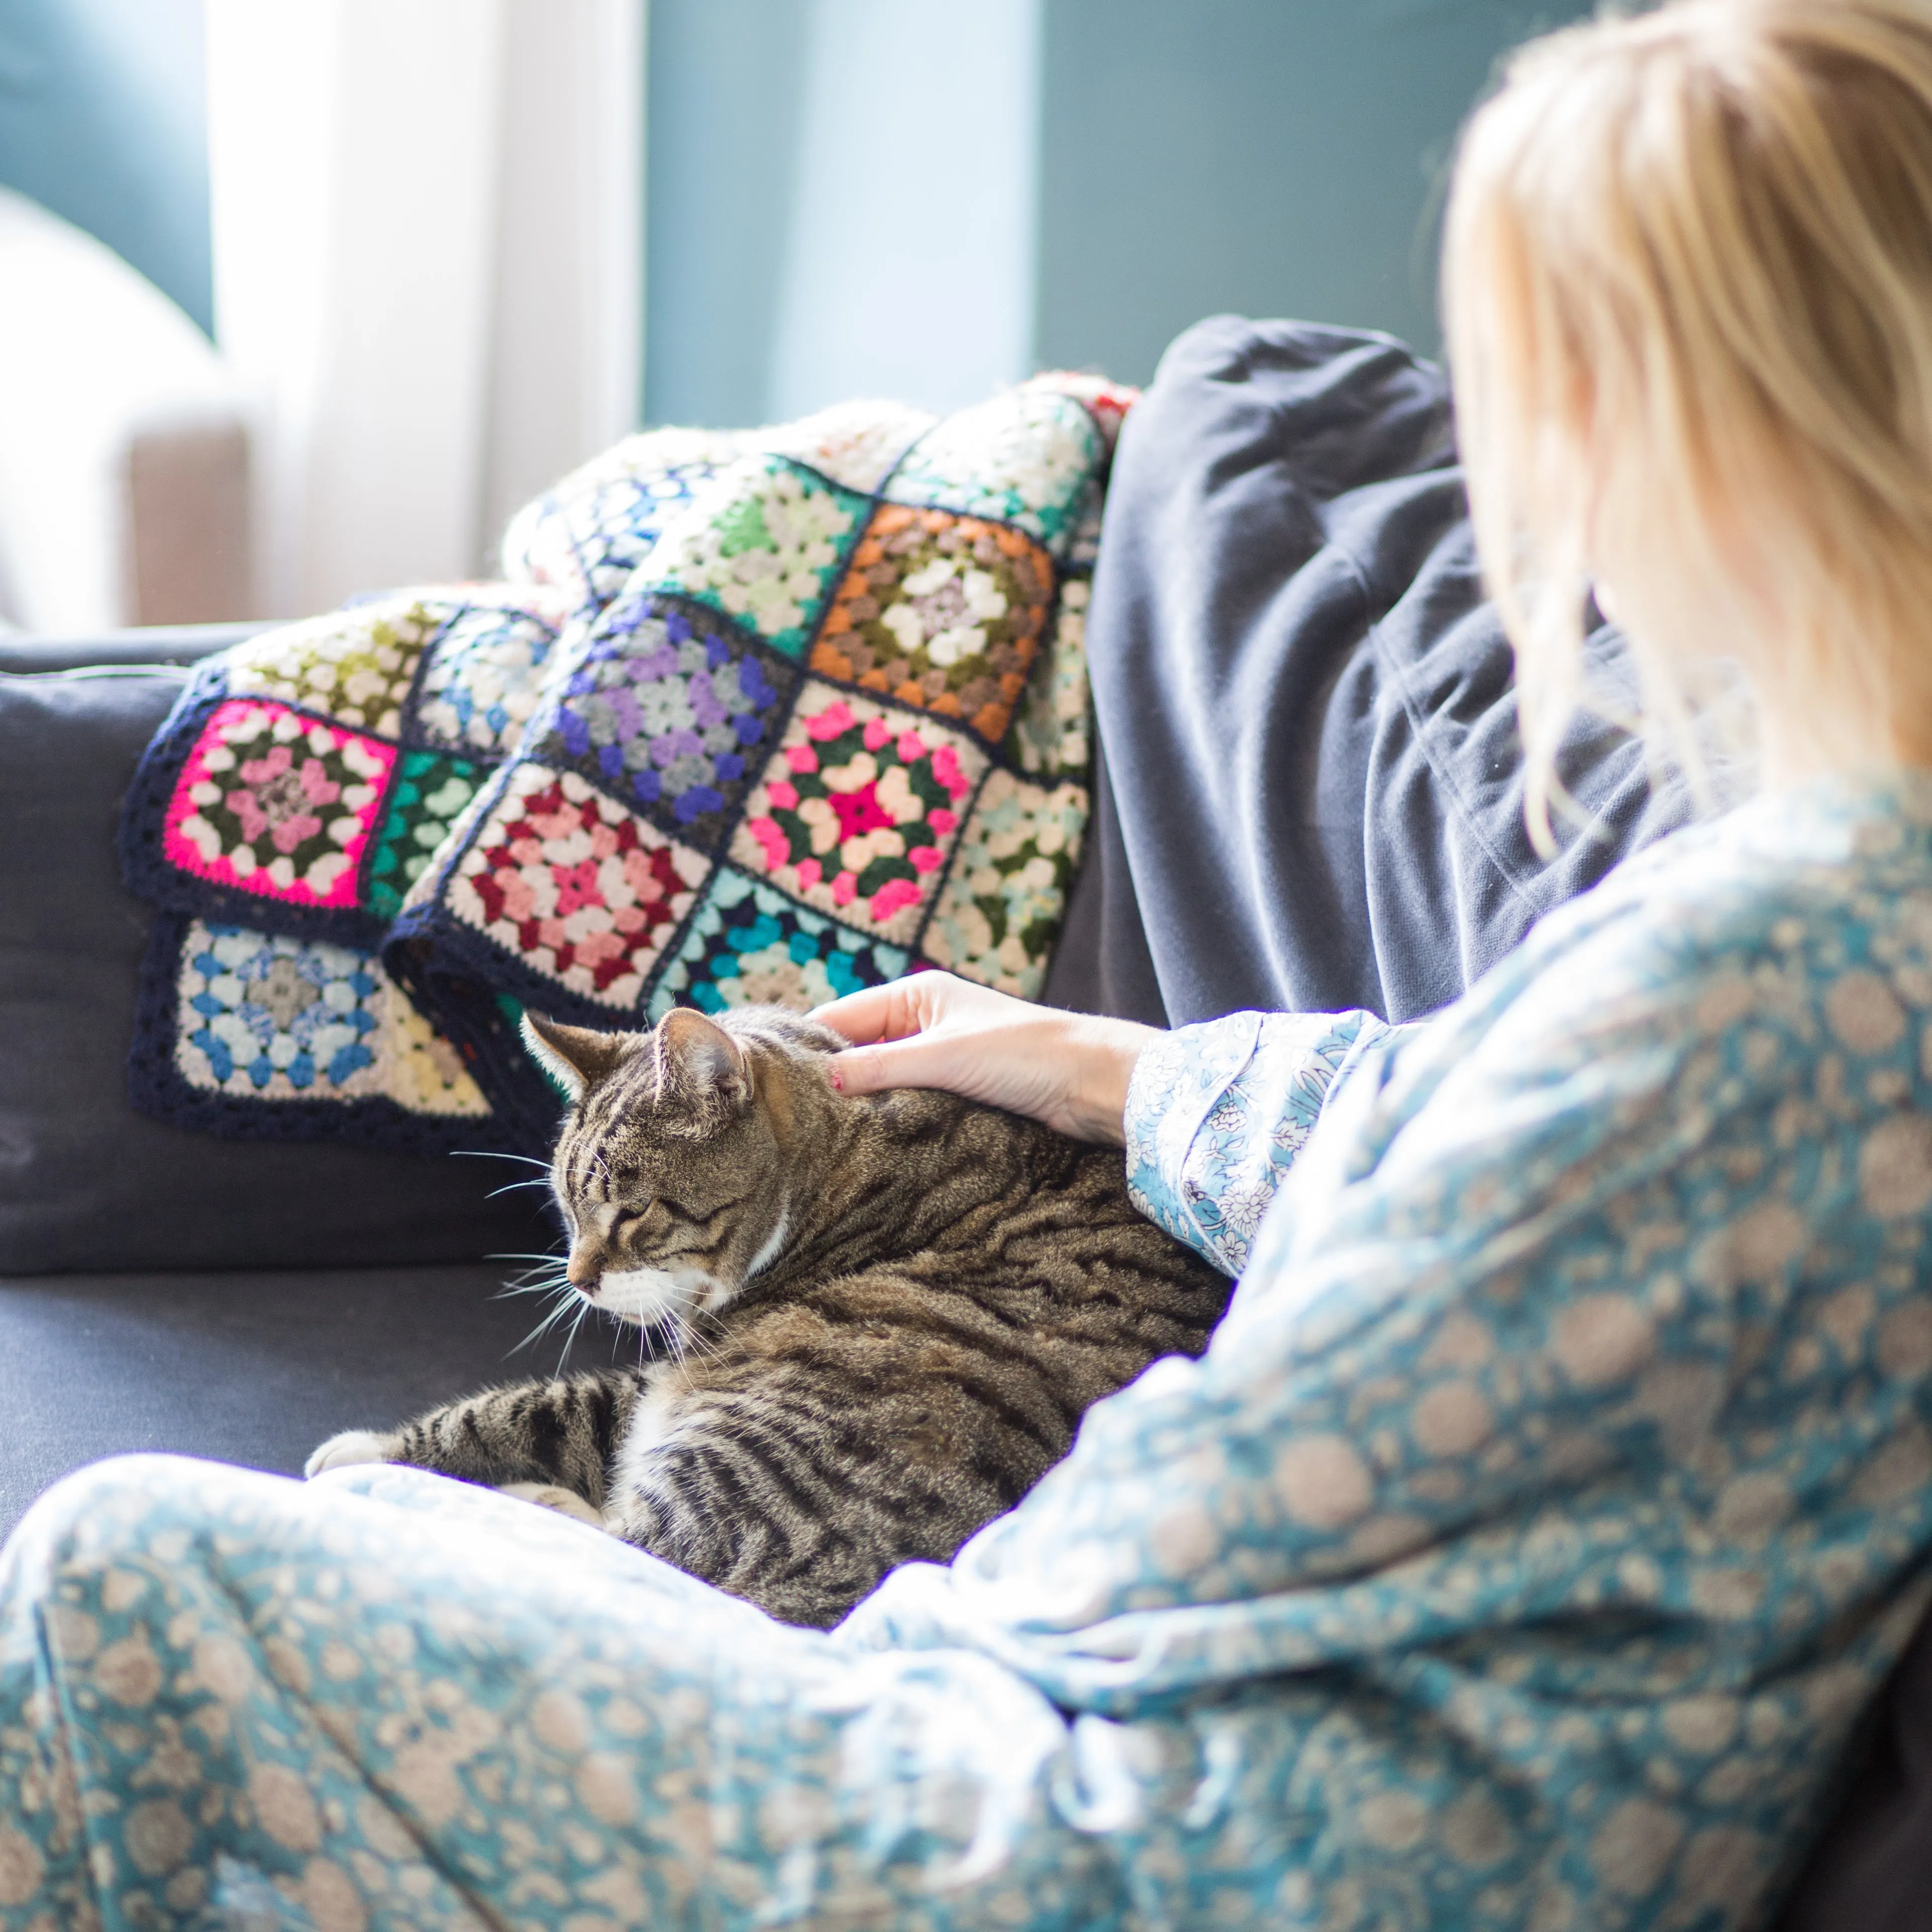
<box><xmin>1290</xmin><ymin>779</ymin><xmax>1932</xmax><ymax>1300</ymax></box>
<box><xmin>1521</xmin><ymin>776</ymin><xmax>1932</xmax><ymax>997</ymax></box>
<box><xmin>1416</xmin><ymin>775</ymin><xmax>1932</xmax><ymax>1122</ymax></box>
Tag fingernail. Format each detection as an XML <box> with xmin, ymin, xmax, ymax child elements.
<box><xmin>827</xmin><ymin>1063</ymin><xmax>843</xmax><ymax>1091</ymax></box>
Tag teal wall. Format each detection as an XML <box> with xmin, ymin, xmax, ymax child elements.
<box><xmin>646</xmin><ymin>0</ymin><xmax>1596</xmax><ymax>423</ymax></box>
<box><xmin>645</xmin><ymin>0</ymin><xmax>811</xmax><ymax>429</ymax></box>
<box><xmin>1034</xmin><ymin>0</ymin><xmax>1595</xmax><ymax>383</ymax></box>
<box><xmin>645</xmin><ymin>0</ymin><xmax>1039</xmax><ymax>430</ymax></box>
<box><xmin>0</xmin><ymin>0</ymin><xmax>1600</xmax><ymax>412</ymax></box>
<box><xmin>0</xmin><ymin>0</ymin><xmax>212</xmax><ymax>335</ymax></box>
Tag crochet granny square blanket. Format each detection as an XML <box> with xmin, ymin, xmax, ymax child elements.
<box><xmin>118</xmin><ymin>376</ymin><xmax>1132</xmax><ymax>1156</ymax></box>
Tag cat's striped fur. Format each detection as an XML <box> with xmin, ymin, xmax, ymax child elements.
<box><xmin>308</xmin><ymin>1004</ymin><xmax>1231</xmax><ymax>1627</ymax></box>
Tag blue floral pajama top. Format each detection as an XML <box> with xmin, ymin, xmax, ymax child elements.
<box><xmin>8</xmin><ymin>775</ymin><xmax>1932</xmax><ymax>1931</ymax></box>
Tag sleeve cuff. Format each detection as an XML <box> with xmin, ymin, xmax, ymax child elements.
<box><xmin>1124</xmin><ymin>1009</ymin><xmax>1383</xmax><ymax>1276</ymax></box>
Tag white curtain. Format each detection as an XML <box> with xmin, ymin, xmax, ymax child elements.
<box><xmin>205</xmin><ymin>0</ymin><xmax>644</xmax><ymax>619</ymax></box>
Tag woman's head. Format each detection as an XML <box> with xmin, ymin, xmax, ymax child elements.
<box><xmin>1445</xmin><ymin>0</ymin><xmax>1932</xmax><ymax>837</ymax></box>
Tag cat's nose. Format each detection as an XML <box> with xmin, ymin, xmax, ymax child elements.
<box><xmin>566</xmin><ymin>1245</ymin><xmax>601</xmax><ymax>1294</ymax></box>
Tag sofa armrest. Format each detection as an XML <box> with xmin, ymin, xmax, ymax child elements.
<box><xmin>0</xmin><ymin>188</ymin><xmax>255</xmax><ymax>633</ymax></box>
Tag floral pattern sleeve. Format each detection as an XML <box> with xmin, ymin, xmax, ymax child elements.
<box><xmin>1122</xmin><ymin>1008</ymin><xmax>1393</xmax><ymax>1274</ymax></box>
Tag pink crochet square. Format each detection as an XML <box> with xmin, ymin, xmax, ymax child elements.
<box><xmin>163</xmin><ymin>699</ymin><xmax>397</xmax><ymax>909</ymax></box>
<box><xmin>728</xmin><ymin>680</ymin><xmax>987</xmax><ymax>944</ymax></box>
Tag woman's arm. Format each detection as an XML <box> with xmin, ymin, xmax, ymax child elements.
<box><xmin>814</xmin><ymin>972</ymin><xmax>1161</xmax><ymax>1145</ymax></box>
<box><xmin>1123</xmin><ymin>1007</ymin><xmax>1393</xmax><ymax>1275</ymax></box>
<box><xmin>846</xmin><ymin>865</ymin><xmax>1882</xmax><ymax>1712</ymax></box>
<box><xmin>817</xmin><ymin>971</ymin><xmax>1396</xmax><ymax>1276</ymax></box>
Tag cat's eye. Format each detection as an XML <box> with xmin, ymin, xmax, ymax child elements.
<box><xmin>612</xmin><ymin>1201</ymin><xmax>672</xmax><ymax>1239</ymax></box>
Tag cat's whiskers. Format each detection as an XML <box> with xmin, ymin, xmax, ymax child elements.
<box><xmin>515</xmin><ymin>1302</ymin><xmax>576</xmax><ymax>1353</ymax></box>
<box><xmin>507</xmin><ymin>1279</ymin><xmax>587</xmax><ymax>1357</ymax></box>
<box><xmin>552</xmin><ymin>1297</ymin><xmax>593</xmax><ymax>1373</ymax></box>
<box><xmin>663</xmin><ymin>1313</ymin><xmax>726</xmax><ymax>1377</ymax></box>
<box><xmin>452</xmin><ymin>1150</ymin><xmax>553</xmax><ymax>1170</ymax></box>
<box><xmin>494</xmin><ymin>1259</ymin><xmax>573</xmax><ymax>1299</ymax></box>
<box><xmin>495</xmin><ymin>1254</ymin><xmax>568</xmax><ymax>1282</ymax></box>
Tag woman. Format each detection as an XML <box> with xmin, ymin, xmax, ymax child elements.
<box><xmin>5</xmin><ymin>3</ymin><xmax>1931</xmax><ymax>1925</ymax></box>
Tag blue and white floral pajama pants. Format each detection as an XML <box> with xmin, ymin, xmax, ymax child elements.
<box><xmin>0</xmin><ymin>1457</ymin><xmax>1165</xmax><ymax>1931</ymax></box>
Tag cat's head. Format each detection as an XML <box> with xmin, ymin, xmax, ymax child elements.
<box><xmin>521</xmin><ymin>1004</ymin><xmax>841</xmax><ymax>1335</ymax></box>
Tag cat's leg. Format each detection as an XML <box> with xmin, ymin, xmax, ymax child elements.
<box><xmin>306</xmin><ymin>1428</ymin><xmax>398</xmax><ymax>1474</ymax></box>
<box><xmin>494</xmin><ymin>1481</ymin><xmax>609</xmax><ymax>1527</ymax></box>
<box><xmin>307</xmin><ymin>1433</ymin><xmax>612</xmax><ymax>1529</ymax></box>
<box><xmin>304</xmin><ymin>1370</ymin><xmax>644</xmax><ymax>1506</ymax></box>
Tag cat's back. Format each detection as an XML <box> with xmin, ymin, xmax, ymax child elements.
<box><xmin>698</xmin><ymin>1086</ymin><xmax>1232</xmax><ymax>1438</ymax></box>
<box><xmin>807</xmin><ymin>1079</ymin><xmax>1221</xmax><ymax>1286</ymax></box>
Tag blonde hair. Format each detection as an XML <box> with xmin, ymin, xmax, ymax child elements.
<box><xmin>1444</xmin><ymin>0</ymin><xmax>1932</xmax><ymax>845</ymax></box>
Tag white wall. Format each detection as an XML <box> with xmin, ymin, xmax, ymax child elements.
<box><xmin>480</xmin><ymin>0</ymin><xmax>645</xmax><ymax>554</ymax></box>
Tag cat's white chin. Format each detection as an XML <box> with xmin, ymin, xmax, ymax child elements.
<box><xmin>305</xmin><ymin>1428</ymin><xmax>397</xmax><ymax>1477</ymax></box>
<box><xmin>598</xmin><ymin>1265</ymin><xmax>712</xmax><ymax>1327</ymax></box>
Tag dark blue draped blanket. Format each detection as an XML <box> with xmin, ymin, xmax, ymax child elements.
<box><xmin>1047</xmin><ymin>314</ymin><xmax>1693</xmax><ymax>1028</ymax></box>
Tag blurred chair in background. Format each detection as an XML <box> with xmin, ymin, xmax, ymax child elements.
<box><xmin>0</xmin><ymin>184</ymin><xmax>251</xmax><ymax>633</ymax></box>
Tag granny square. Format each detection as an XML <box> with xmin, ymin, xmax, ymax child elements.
<box><xmin>530</xmin><ymin>594</ymin><xmax>797</xmax><ymax>836</ymax></box>
<box><xmin>170</xmin><ymin>919</ymin><xmax>489</xmax><ymax>1117</ymax></box>
<box><xmin>162</xmin><ymin>699</ymin><xmax>396</xmax><ymax>911</ymax></box>
<box><xmin>1039</xmin><ymin>372</ymin><xmax>1139</xmax><ymax>454</ymax></box>
<box><xmin>884</xmin><ymin>387</ymin><xmax>1102</xmax><ymax>553</ymax></box>
<box><xmin>729</xmin><ymin>683</ymin><xmax>989</xmax><ymax>944</ymax></box>
<box><xmin>809</xmin><ymin>506</ymin><xmax>1053</xmax><ymax>744</ymax></box>
<box><xmin>648</xmin><ymin>866</ymin><xmax>912</xmax><ymax>1020</ymax></box>
<box><xmin>1005</xmin><ymin>577</ymin><xmax>1093</xmax><ymax>782</ymax></box>
<box><xmin>641</xmin><ymin>455</ymin><xmax>869</xmax><ymax>660</ymax></box>
<box><xmin>502</xmin><ymin>426</ymin><xmax>751</xmax><ymax>614</ymax></box>
<box><xmin>365</xmin><ymin>750</ymin><xmax>490</xmax><ymax>919</ymax></box>
<box><xmin>758</xmin><ymin>398</ymin><xmax>936</xmax><ymax>494</ymax></box>
<box><xmin>921</xmin><ymin>769</ymin><xmax>1090</xmax><ymax>998</ymax></box>
<box><xmin>412</xmin><ymin>595</ymin><xmax>566</xmax><ymax>758</ymax></box>
<box><xmin>448</xmin><ymin>764</ymin><xmax>710</xmax><ymax>1009</ymax></box>
<box><xmin>224</xmin><ymin>595</ymin><xmax>442</xmax><ymax>738</ymax></box>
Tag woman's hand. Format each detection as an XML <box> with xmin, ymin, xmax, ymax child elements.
<box><xmin>812</xmin><ymin>971</ymin><xmax>1161</xmax><ymax>1146</ymax></box>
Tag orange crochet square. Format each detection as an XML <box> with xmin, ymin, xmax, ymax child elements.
<box><xmin>810</xmin><ymin>505</ymin><xmax>1052</xmax><ymax>744</ymax></box>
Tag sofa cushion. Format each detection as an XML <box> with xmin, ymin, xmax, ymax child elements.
<box><xmin>0</xmin><ymin>665</ymin><xmax>556</xmax><ymax>1272</ymax></box>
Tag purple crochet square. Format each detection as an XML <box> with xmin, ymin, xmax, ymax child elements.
<box><xmin>531</xmin><ymin>595</ymin><xmax>798</xmax><ymax>839</ymax></box>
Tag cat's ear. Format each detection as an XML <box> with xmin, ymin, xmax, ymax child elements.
<box><xmin>653</xmin><ymin>1007</ymin><xmax>751</xmax><ymax>1119</ymax></box>
<box><xmin>521</xmin><ymin>1013</ymin><xmax>631</xmax><ymax>1099</ymax></box>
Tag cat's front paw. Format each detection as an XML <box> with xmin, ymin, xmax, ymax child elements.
<box><xmin>496</xmin><ymin>1481</ymin><xmax>608</xmax><ymax>1530</ymax></box>
<box><xmin>305</xmin><ymin>1428</ymin><xmax>400</xmax><ymax>1478</ymax></box>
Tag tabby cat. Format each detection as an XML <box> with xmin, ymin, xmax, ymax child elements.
<box><xmin>308</xmin><ymin>1004</ymin><xmax>1232</xmax><ymax>1627</ymax></box>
